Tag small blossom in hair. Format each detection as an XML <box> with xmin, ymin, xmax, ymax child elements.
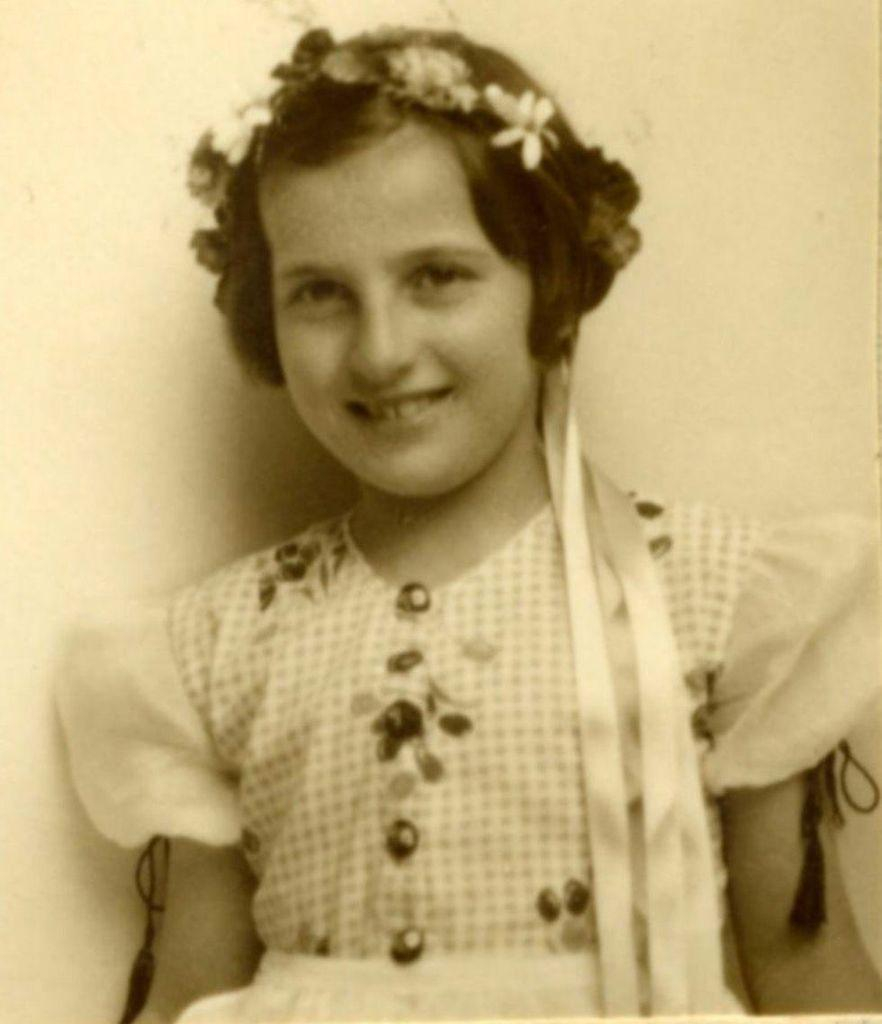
<box><xmin>212</xmin><ymin>95</ymin><xmax>275</xmax><ymax>166</ymax></box>
<box><xmin>190</xmin><ymin>228</ymin><xmax>230</xmax><ymax>274</ymax></box>
<box><xmin>187</xmin><ymin>134</ymin><xmax>231</xmax><ymax>209</ymax></box>
<box><xmin>385</xmin><ymin>46</ymin><xmax>479</xmax><ymax>111</ymax></box>
<box><xmin>484</xmin><ymin>85</ymin><xmax>558</xmax><ymax>170</ymax></box>
<box><xmin>321</xmin><ymin>46</ymin><xmax>377</xmax><ymax>85</ymax></box>
<box><xmin>586</xmin><ymin>195</ymin><xmax>641</xmax><ymax>269</ymax></box>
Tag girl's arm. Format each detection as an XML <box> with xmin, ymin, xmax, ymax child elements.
<box><xmin>138</xmin><ymin>839</ymin><xmax>263</xmax><ymax>1024</ymax></box>
<box><xmin>722</xmin><ymin>773</ymin><xmax>882</xmax><ymax>1013</ymax></box>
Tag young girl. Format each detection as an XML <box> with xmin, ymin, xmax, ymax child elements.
<box><xmin>58</xmin><ymin>22</ymin><xmax>882</xmax><ymax>1022</ymax></box>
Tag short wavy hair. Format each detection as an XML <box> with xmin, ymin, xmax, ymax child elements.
<box><xmin>196</xmin><ymin>27</ymin><xmax>641</xmax><ymax>385</ymax></box>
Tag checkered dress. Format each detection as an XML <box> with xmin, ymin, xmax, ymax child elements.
<box><xmin>167</xmin><ymin>498</ymin><xmax>763</xmax><ymax>964</ymax></box>
<box><xmin>59</xmin><ymin>493</ymin><xmax>876</xmax><ymax>999</ymax></box>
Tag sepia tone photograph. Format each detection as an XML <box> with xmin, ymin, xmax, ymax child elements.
<box><xmin>1</xmin><ymin>0</ymin><xmax>880</xmax><ymax>1020</ymax></box>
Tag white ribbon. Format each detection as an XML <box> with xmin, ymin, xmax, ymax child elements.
<box><xmin>542</xmin><ymin>363</ymin><xmax>726</xmax><ymax>1014</ymax></box>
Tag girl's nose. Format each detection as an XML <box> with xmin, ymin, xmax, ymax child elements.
<box><xmin>347</xmin><ymin>297</ymin><xmax>416</xmax><ymax>389</ymax></box>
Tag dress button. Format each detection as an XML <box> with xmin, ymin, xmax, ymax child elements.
<box><xmin>386</xmin><ymin>818</ymin><xmax>420</xmax><ymax>861</ymax></box>
<box><xmin>387</xmin><ymin>649</ymin><xmax>424</xmax><ymax>673</ymax></box>
<box><xmin>396</xmin><ymin>582</ymin><xmax>431</xmax><ymax>614</ymax></box>
<box><xmin>390</xmin><ymin>926</ymin><xmax>424</xmax><ymax>964</ymax></box>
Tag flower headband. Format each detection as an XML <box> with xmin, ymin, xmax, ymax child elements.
<box><xmin>188</xmin><ymin>27</ymin><xmax>639</xmax><ymax>278</ymax></box>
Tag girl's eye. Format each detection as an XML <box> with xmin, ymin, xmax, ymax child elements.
<box><xmin>285</xmin><ymin>278</ymin><xmax>350</xmax><ymax>312</ymax></box>
<box><xmin>409</xmin><ymin>263</ymin><xmax>475</xmax><ymax>294</ymax></box>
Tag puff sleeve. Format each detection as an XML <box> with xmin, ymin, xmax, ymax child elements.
<box><xmin>56</xmin><ymin>587</ymin><xmax>242</xmax><ymax>849</ymax></box>
<box><xmin>702</xmin><ymin>514</ymin><xmax>881</xmax><ymax>796</ymax></box>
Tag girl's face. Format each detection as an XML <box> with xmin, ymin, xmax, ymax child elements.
<box><xmin>259</xmin><ymin>121</ymin><xmax>539</xmax><ymax>501</ymax></box>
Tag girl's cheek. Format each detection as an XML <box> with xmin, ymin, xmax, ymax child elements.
<box><xmin>278</xmin><ymin>321</ymin><xmax>348</xmax><ymax>372</ymax></box>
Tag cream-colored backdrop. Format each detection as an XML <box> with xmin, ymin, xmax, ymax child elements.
<box><xmin>1</xmin><ymin>1</ymin><xmax>878</xmax><ymax>1020</ymax></box>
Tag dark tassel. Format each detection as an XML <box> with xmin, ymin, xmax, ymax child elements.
<box><xmin>789</xmin><ymin>767</ymin><xmax>827</xmax><ymax>933</ymax></box>
<box><xmin>788</xmin><ymin>743</ymin><xmax>880</xmax><ymax>935</ymax></box>
<box><xmin>118</xmin><ymin>837</ymin><xmax>171</xmax><ymax>1024</ymax></box>
<box><xmin>118</xmin><ymin>938</ymin><xmax>157</xmax><ymax>1024</ymax></box>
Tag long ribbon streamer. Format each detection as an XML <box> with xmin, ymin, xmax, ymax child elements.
<box><xmin>543</xmin><ymin>363</ymin><xmax>726</xmax><ymax>1014</ymax></box>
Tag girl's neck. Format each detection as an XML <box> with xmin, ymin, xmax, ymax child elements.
<box><xmin>349</xmin><ymin>430</ymin><xmax>550</xmax><ymax>589</ymax></box>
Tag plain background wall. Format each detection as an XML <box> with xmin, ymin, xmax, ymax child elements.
<box><xmin>1</xmin><ymin>0</ymin><xmax>879</xmax><ymax>1020</ymax></box>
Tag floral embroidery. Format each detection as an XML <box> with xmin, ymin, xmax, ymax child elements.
<box><xmin>649</xmin><ymin>534</ymin><xmax>673</xmax><ymax>558</ymax></box>
<box><xmin>458</xmin><ymin>637</ymin><xmax>499</xmax><ymax>662</ymax></box>
<box><xmin>634</xmin><ymin>498</ymin><xmax>665</xmax><ymax>519</ymax></box>
<box><xmin>685</xmin><ymin>661</ymin><xmax>722</xmax><ymax>748</ymax></box>
<box><xmin>630</xmin><ymin>493</ymin><xmax>673</xmax><ymax>558</ymax></box>
<box><xmin>257</xmin><ymin>524</ymin><xmax>348</xmax><ymax>610</ymax></box>
<box><xmin>374</xmin><ymin>699</ymin><xmax>426</xmax><ymax>760</ymax></box>
<box><xmin>353</xmin><ymin>662</ymin><xmax>475</xmax><ymax>784</ymax></box>
<box><xmin>536</xmin><ymin>876</ymin><xmax>597</xmax><ymax>951</ymax></box>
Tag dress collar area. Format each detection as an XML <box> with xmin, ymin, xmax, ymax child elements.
<box><xmin>338</xmin><ymin>499</ymin><xmax>556</xmax><ymax>599</ymax></box>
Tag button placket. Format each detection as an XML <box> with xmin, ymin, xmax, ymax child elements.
<box><xmin>396</xmin><ymin>582</ymin><xmax>432</xmax><ymax>617</ymax></box>
<box><xmin>378</xmin><ymin>582</ymin><xmax>432</xmax><ymax>963</ymax></box>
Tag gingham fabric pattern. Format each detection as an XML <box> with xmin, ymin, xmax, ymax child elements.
<box><xmin>167</xmin><ymin>497</ymin><xmax>763</xmax><ymax>964</ymax></box>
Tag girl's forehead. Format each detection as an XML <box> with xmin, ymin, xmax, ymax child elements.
<box><xmin>258</xmin><ymin>123</ymin><xmax>493</xmax><ymax>265</ymax></box>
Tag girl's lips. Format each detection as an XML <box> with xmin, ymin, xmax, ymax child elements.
<box><xmin>347</xmin><ymin>388</ymin><xmax>453</xmax><ymax>424</ymax></box>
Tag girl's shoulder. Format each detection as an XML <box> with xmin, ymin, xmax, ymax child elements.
<box><xmin>55</xmin><ymin>513</ymin><xmax>356</xmax><ymax>849</ymax></box>
<box><xmin>633</xmin><ymin>492</ymin><xmax>880</xmax><ymax>794</ymax></box>
<box><xmin>630</xmin><ymin>494</ymin><xmax>766</xmax><ymax>672</ymax></box>
<box><xmin>631</xmin><ymin>492</ymin><xmax>876</xmax><ymax>653</ymax></box>
<box><xmin>168</xmin><ymin>511</ymin><xmax>354</xmax><ymax>711</ymax></box>
<box><xmin>174</xmin><ymin>512</ymin><xmax>351</xmax><ymax>628</ymax></box>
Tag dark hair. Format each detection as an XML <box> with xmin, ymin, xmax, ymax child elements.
<box><xmin>209</xmin><ymin>28</ymin><xmax>640</xmax><ymax>385</ymax></box>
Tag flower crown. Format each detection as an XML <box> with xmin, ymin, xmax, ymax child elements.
<box><xmin>188</xmin><ymin>27</ymin><xmax>639</xmax><ymax>278</ymax></box>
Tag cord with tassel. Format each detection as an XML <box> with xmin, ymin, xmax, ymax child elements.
<box><xmin>119</xmin><ymin>836</ymin><xmax>171</xmax><ymax>1024</ymax></box>
<box><xmin>788</xmin><ymin>741</ymin><xmax>879</xmax><ymax>935</ymax></box>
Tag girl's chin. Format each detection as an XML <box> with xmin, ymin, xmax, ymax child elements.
<box><xmin>347</xmin><ymin>453</ymin><xmax>479</xmax><ymax>503</ymax></box>
<box><xmin>356</xmin><ymin>472</ymin><xmax>471</xmax><ymax>503</ymax></box>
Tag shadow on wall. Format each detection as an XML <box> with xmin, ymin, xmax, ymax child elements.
<box><xmin>219</xmin><ymin>383</ymin><xmax>357</xmax><ymax>548</ymax></box>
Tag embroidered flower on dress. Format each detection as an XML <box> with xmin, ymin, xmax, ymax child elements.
<box><xmin>484</xmin><ymin>85</ymin><xmax>558</xmax><ymax>170</ymax></box>
<box><xmin>536</xmin><ymin>876</ymin><xmax>597</xmax><ymax>951</ymax></box>
<box><xmin>257</xmin><ymin>528</ymin><xmax>346</xmax><ymax>610</ymax></box>
<box><xmin>685</xmin><ymin>661</ymin><xmax>723</xmax><ymax>749</ymax></box>
<box><xmin>633</xmin><ymin>498</ymin><xmax>665</xmax><ymax>520</ymax></box>
<box><xmin>355</xmin><ymin>646</ymin><xmax>475</xmax><ymax>785</ymax></box>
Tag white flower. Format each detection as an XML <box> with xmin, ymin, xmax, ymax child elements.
<box><xmin>385</xmin><ymin>46</ymin><xmax>479</xmax><ymax>111</ymax></box>
<box><xmin>211</xmin><ymin>97</ymin><xmax>274</xmax><ymax>165</ymax></box>
<box><xmin>484</xmin><ymin>85</ymin><xmax>558</xmax><ymax>170</ymax></box>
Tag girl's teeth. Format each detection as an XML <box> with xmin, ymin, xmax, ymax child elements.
<box><xmin>370</xmin><ymin>395</ymin><xmax>440</xmax><ymax>420</ymax></box>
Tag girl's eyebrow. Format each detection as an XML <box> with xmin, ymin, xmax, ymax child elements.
<box><xmin>398</xmin><ymin>245</ymin><xmax>494</xmax><ymax>263</ymax></box>
<box><xmin>275</xmin><ymin>245</ymin><xmax>495</xmax><ymax>283</ymax></box>
<box><xmin>274</xmin><ymin>262</ymin><xmax>342</xmax><ymax>283</ymax></box>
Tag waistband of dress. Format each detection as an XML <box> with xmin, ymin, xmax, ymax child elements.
<box><xmin>255</xmin><ymin>949</ymin><xmax>600</xmax><ymax>994</ymax></box>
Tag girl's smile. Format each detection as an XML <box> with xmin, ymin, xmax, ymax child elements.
<box><xmin>347</xmin><ymin>386</ymin><xmax>453</xmax><ymax>425</ymax></box>
<box><xmin>258</xmin><ymin>122</ymin><xmax>541</xmax><ymax>503</ymax></box>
